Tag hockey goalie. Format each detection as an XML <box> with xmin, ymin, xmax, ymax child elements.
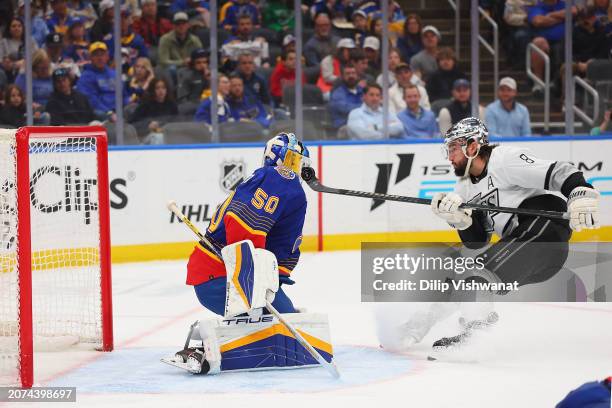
<box><xmin>162</xmin><ymin>133</ymin><xmax>335</xmax><ymax>375</ymax></box>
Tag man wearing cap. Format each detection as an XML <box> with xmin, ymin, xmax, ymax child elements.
<box><xmin>44</xmin><ymin>32</ymin><xmax>79</xmax><ymax>78</ymax></box>
<box><xmin>397</xmin><ymin>84</ymin><xmax>439</xmax><ymax>138</ymax></box>
<box><xmin>437</xmin><ymin>78</ymin><xmax>485</xmax><ymax>134</ymax></box>
<box><xmin>90</xmin><ymin>0</ymin><xmax>114</xmax><ymax>42</ymax></box>
<box><xmin>304</xmin><ymin>13</ymin><xmax>341</xmax><ymax>67</ymax></box>
<box><xmin>134</xmin><ymin>0</ymin><xmax>174</xmax><ymax>47</ymax></box>
<box><xmin>364</xmin><ymin>36</ymin><xmax>381</xmax><ymax>77</ymax></box>
<box><xmin>46</xmin><ymin>68</ymin><xmax>95</xmax><ymax>125</ymax></box>
<box><xmin>234</xmin><ymin>52</ymin><xmax>270</xmax><ymax>105</ymax></box>
<box><xmin>351</xmin><ymin>10</ymin><xmax>368</xmax><ymax>47</ymax></box>
<box><xmin>346</xmin><ymin>83</ymin><xmax>403</xmax><ymax>139</ymax></box>
<box><xmin>389</xmin><ymin>62</ymin><xmax>430</xmax><ymax>113</ymax></box>
<box><xmin>76</xmin><ymin>42</ymin><xmax>129</xmax><ymax>121</ymax></box>
<box><xmin>329</xmin><ymin>64</ymin><xmax>364</xmax><ymax>129</ymax></box>
<box><xmin>179</xmin><ymin>48</ymin><xmax>210</xmax><ymax>104</ymax></box>
<box><xmin>169</xmin><ymin>0</ymin><xmax>210</xmax><ymax>28</ymax></box>
<box><xmin>410</xmin><ymin>25</ymin><xmax>441</xmax><ymax>83</ymax></box>
<box><xmin>46</xmin><ymin>0</ymin><xmax>80</xmax><ymax>36</ymax></box>
<box><xmin>318</xmin><ymin>37</ymin><xmax>355</xmax><ymax>97</ymax></box>
<box><xmin>159</xmin><ymin>12</ymin><xmax>203</xmax><ymax>71</ymax></box>
<box><xmin>484</xmin><ymin>77</ymin><xmax>531</xmax><ymax>137</ymax></box>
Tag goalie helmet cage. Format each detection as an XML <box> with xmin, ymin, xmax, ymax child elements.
<box><xmin>0</xmin><ymin>126</ymin><xmax>113</xmax><ymax>388</ymax></box>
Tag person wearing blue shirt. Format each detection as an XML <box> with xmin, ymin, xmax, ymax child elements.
<box><xmin>222</xmin><ymin>0</ymin><xmax>260</xmax><ymax>30</ymax></box>
<box><xmin>328</xmin><ymin>65</ymin><xmax>364</xmax><ymax>129</ymax></box>
<box><xmin>76</xmin><ymin>42</ymin><xmax>130</xmax><ymax>121</ymax></box>
<box><xmin>169</xmin><ymin>0</ymin><xmax>209</xmax><ymax>28</ymax></box>
<box><xmin>227</xmin><ymin>75</ymin><xmax>272</xmax><ymax>128</ymax></box>
<box><xmin>194</xmin><ymin>74</ymin><xmax>233</xmax><ymax>124</ymax></box>
<box><xmin>397</xmin><ymin>84</ymin><xmax>439</xmax><ymax>138</ymax></box>
<box><xmin>104</xmin><ymin>9</ymin><xmax>148</xmax><ymax>64</ymax></box>
<box><xmin>347</xmin><ymin>83</ymin><xmax>403</xmax><ymax>139</ymax></box>
<box><xmin>528</xmin><ymin>0</ymin><xmax>576</xmax><ymax>90</ymax></box>
<box><xmin>484</xmin><ymin>77</ymin><xmax>532</xmax><ymax>137</ymax></box>
<box><xmin>46</xmin><ymin>0</ymin><xmax>81</xmax><ymax>36</ymax></box>
<box><xmin>14</xmin><ymin>49</ymin><xmax>53</xmax><ymax>107</ymax></box>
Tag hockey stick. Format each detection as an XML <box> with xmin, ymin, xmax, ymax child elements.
<box><xmin>167</xmin><ymin>201</ymin><xmax>341</xmax><ymax>379</ymax></box>
<box><xmin>300</xmin><ymin>167</ymin><xmax>570</xmax><ymax>220</ymax></box>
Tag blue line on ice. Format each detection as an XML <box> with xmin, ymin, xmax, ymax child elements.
<box><xmin>47</xmin><ymin>346</ymin><xmax>414</xmax><ymax>393</ymax></box>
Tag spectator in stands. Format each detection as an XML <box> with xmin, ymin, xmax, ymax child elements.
<box><xmin>591</xmin><ymin>108</ymin><xmax>611</xmax><ymax>135</ymax></box>
<box><xmin>90</xmin><ymin>0</ymin><xmax>114</xmax><ymax>42</ymax></box>
<box><xmin>369</xmin><ymin>14</ymin><xmax>384</xmax><ymax>41</ymax></box>
<box><xmin>235</xmin><ymin>52</ymin><xmax>269</xmax><ymax>105</ymax></box>
<box><xmin>63</xmin><ymin>20</ymin><xmax>89</xmax><ymax>66</ymax></box>
<box><xmin>227</xmin><ymin>74</ymin><xmax>271</xmax><ymax>128</ymax></box>
<box><xmin>46</xmin><ymin>67</ymin><xmax>95</xmax><ymax>125</ymax></box>
<box><xmin>347</xmin><ymin>83</ymin><xmax>403</xmax><ymax>139</ymax></box>
<box><xmin>46</xmin><ymin>0</ymin><xmax>80</xmax><ymax>36</ymax></box>
<box><xmin>503</xmin><ymin>0</ymin><xmax>537</xmax><ymax>69</ymax></box>
<box><xmin>364</xmin><ymin>36</ymin><xmax>381</xmax><ymax>77</ymax></box>
<box><xmin>410</xmin><ymin>25</ymin><xmax>441</xmax><ymax>83</ymax></box>
<box><xmin>0</xmin><ymin>17</ymin><xmax>32</xmax><ymax>84</ymax></box>
<box><xmin>16</xmin><ymin>0</ymin><xmax>49</xmax><ymax>47</ymax></box>
<box><xmin>127</xmin><ymin>57</ymin><xmax>155</xmax><ymax>103</ymax></box>
<box><xmin>222</xmin><ymin>14</ymin><xmax>269</xmax><ymax>69</ymax></box>
<box><xmin>329</xmin><ymin>64</ymin><xmax>364</xmax><ymax>129</ymax></box>
<box><xmin>573</xmin><ymin>6</ymin><xmax>610</xmax><ymax>62</ymax></box>
<box><xmin>282</xmin><ymin>34</ymin><xmax>296</xmax><ymax>53</ymax></box>
<box><xmin>0</xmin><ymin>85</ymin><xmax>27</xmax><ymax>127</ymax></box>
<box><xmin>397</xmin><ymin>13</ymin><xmax>423</xmax><ymax>64</ymax></box>
<box><xmin>376</xmin><ymin>47</ymin><xmax>403</xmax><ymax>88</ymax></box>
<box><xmin>159</xmin><ymin>12</ymin><xmax>203</xmax><ymax>74</ymax></box>
<box><xmin>179</xmin><ymin>48</ymin><xmax>210</xmax><ymax>104</ymax></box>
<box><xmin>66</xmin><ymin>0</ymin><xmax>97</xmax><ymax>29</ymax></box>
<box><xmin>262</xmin><ymin>0</ymin><xmax>294</xmax><ymax>34</ymax></box>
<box><xmin>528</xmin><ymin>0</ymin><xmax>575</xmax><ymax>93</ymax></box>
<box><xmin>133</xmin><ymin>0</ymin><xmax>174</xmax><ymax>48</ymax></box>
<box><xmin>594</xmin><ymin>0</ymin><xmax>612</xmax><ymax>35</ymax></box>
<box><xmin>426</xmin><ymin>47</ymin><xmax>466</xmax><ymax>103</ymax></box>
<box><xmin>15</xmin><ymin>49</ymin><xmax>54</xmax><ymax>107</ymax></box>
<box><xmin>106</xmin><ymin>7</ymin><xmax>149</xmax><ymax>67</ymax></box>
<box><xmin>389</xmin><ymin>62</ymin><xmax>430</xmax><ymax>113</ymax></box>
<box><xmin>195</xmin><ymin>74</ymin><xmax>232</xmax><ymax>124</ymax></box>
<box><xmin>270</xmin><ymin>49</ymin><xmax>305</xmax><ymax>106</ymax></box>
<box><xmin>170</xmin><ymin>0</ymin><xmax>210</xmax><ymax>28</ymax></box>
<box><xmin>318</xmin><ymin>38</ymin><xmax>355</xmax><ymax>99</ymax></box>
<box><xmin>44</xmin><ymin>32</ymin><xmax>79</xmax><ymax>79</ymax></box>
<box><xmin>304</xmin><ymin>13</ymin><xmax>340</xmax><ymax>67</ymax></box>
<box><xmin>351</xmin><ymin>10</ymin><xmax>368</xmax><ymax>47</ymax></box>
<box><xmin>438</xmin><ymin>79</ymin><xmax>485</xmax><ymax>134</ymax></box>
<box><xmin>397</xmin><ymin>84</ymin><xmax>439</xmax><ymax>138</ymax></box>
<box><xmin>130</xmin><ymin>77</ymin><xmax>179</xmax><ymax>124</ymax></box>
<box><xmin>484</xmin><ymin>77</ymin><xmax>531</xmax><ymax>137</ymax></box>
<box><xmin>223</xmin><ymin>0</ymin><xmax>260</xmax><ymax>30</ymax></box>
<box><xmin>349</xmin><ymin>48</ymin><xmax>374</xmax><ymax>86</ymax></box>
<box><xmin>76</xmin><ymin>42</ymin><xmax>129</xmax><ymax>121</ymax></box>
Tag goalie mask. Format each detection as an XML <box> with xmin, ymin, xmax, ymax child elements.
<box><xmin>443</xmin><ymin>117</ymin><xmax>489</xmax><ymax>178</ymax></box>
<box><xmin>263</xmin><ymin>132</ymin><xmax>311</xmax><ymax>174</ymax></box>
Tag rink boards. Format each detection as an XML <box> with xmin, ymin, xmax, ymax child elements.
<box><xmin>107</xmin><ymin>136</ymin><xmax>612</xmax><ymax>262</ymax></box>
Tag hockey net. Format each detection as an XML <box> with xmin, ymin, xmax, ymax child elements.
<box><xmin>0</xmin><ymin>127</ymin><xmax>113</xmax><ymax>388</ymax></box>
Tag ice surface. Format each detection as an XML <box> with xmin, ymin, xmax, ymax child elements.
<box><xmin>19</xmin><ymin>251</ymin><xmax>612</xmax><ymax>407</ymax></box>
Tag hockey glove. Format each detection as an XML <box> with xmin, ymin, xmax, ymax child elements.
<box><xmin>567</xmin><ymin>187</ymin><xmax>600</xmax><ymax>232</ymax></box>
<box><xmin>431</xmin><ymin>192</ymin><xmax>473</xmax><ymax>230</ymax></box>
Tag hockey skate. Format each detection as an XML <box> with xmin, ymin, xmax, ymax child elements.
<box><xmin>161</xmin><ymin>347</ymin><xmax>210</xmax><ymax>374</ymax></box>
<box><xmin>431</xmin><ymin>312</ymin><xmax>499</xmax><ymax>351</ymax></box>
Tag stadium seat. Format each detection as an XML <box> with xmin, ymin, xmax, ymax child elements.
<box><xmin>162</xmin><ymin>122</ymin><xmax>212</xmax><ymax>144</ymax></box>
<box><xmin>219</xmin><ymin>121</ymin><xmax>266</xmax><ymax>142</ymax></box>
<box><xmin>270</xmin><ymin>119</ymin><xmax>322</xmax><ymax>141</ymax></box>
<box><xmin>282</xmin><ymin>84</ymin><xmax>325</xmax><ymax>117</ymax></box>
<box><xmin>430</xmin><ymin>98</ymin><xmax>452</xmax><ymax>116</ymax></box>
<box><xmin>104</xmin><ymin>123</ymin><xmax>140</xmax><ymax>145</ymax></box>
<box><xmin>304</xmin><ymin>65</ymin><xmax>321</xmax><ymax>84</ymax></box>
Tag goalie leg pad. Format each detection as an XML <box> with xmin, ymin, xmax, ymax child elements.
<box><xmin>222</xmin><ymin>240</ymin><xmax>280</xmax><ymax>317</ymax></box>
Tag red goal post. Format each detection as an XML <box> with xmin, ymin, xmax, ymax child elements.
<box><xmin>0</xmin><ymin>126</ymin><xmax>113</xmax><ymax>388</ymax></box>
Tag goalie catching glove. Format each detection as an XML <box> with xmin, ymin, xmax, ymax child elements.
<box><xmin>431</xmin><ymin>192</ymin><xmax>473</xmax><ymax>230</ymax></box>
<box><xmin>567</xmin><ymin>187</ymin><xmax>600</xmax><ymax>232</ymax></box>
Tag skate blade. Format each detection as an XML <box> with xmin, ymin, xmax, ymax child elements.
<box><xmin>160</xmin><ymin>357</ymin><xmax>202</xmax><ymax>374</ymax></box>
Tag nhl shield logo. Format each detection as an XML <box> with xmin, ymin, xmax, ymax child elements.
<box><xmin>220</xmin><ymin>160</ymin><xmax>246</xmax><ymax>192</ymax></box>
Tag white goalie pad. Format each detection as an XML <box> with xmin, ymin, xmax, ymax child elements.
<box><xmin>222</xmin><ymin>240</ymin><xmax>279</xmax><ymax>318</ymax></box>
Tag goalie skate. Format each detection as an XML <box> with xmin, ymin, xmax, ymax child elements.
<box><xmin>161</xmin><ymin>348</ymin><xmax>210</xmax><ymax>375</ymax></box>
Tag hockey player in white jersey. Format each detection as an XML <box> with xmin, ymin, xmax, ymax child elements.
<box><xmin>377</xmin><ymin>117</ymin><xmax>601</xmax><ymax>352</ymax></box>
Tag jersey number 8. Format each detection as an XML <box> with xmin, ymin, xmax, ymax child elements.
<box><xmin>251</xmin><ymin>188</ymin><xmax>280</xmax><ymax>214</ymax></box>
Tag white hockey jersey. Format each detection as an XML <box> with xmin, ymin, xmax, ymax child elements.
<box><xmin>454</xmin><ymin>145</ymin><xmax>578</xmax><ymax>237</ymax></box>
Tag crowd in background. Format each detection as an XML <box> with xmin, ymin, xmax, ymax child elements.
<box><xmin>0</xmin><ymin>0</ymin><xmax>610</xmax><ymax>143</ymax></box>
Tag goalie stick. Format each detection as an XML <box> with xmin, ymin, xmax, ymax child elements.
<box><xmin>166</xmin><ymin>200</ymin><xmax>341</xmax><ymax>379</ymax></box>
<box><xmin>300</xmin><ymin>167</ymin><xmax>570</xmax><ymax>221</ymax></box>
